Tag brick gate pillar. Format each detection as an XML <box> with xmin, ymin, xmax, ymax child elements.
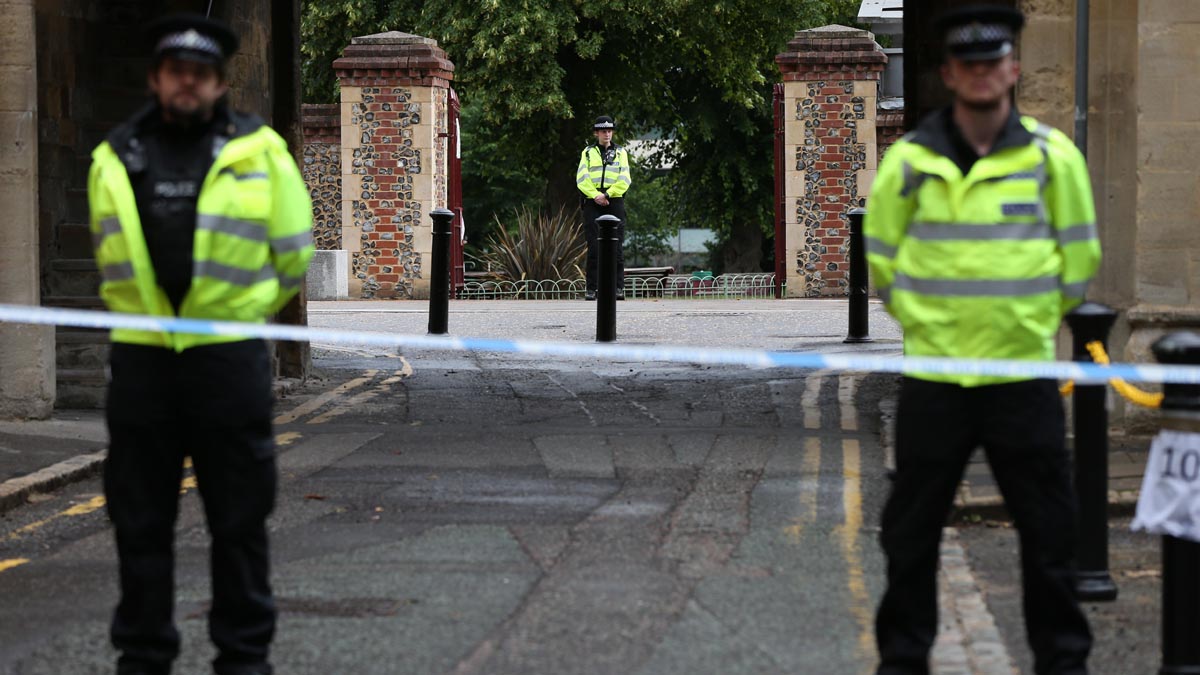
<box><xmin>776</xmin><ymin>26</ymin><xmax>886</xmax><ymax>298</ymax></box>
<box><xmin>333</xmin><ymin>32</ymin><xmax>454</xmax><ymax>299</ymax></box>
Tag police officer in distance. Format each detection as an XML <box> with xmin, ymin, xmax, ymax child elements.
<box><xmin>576</xmin><ymin>115</ymin><xmax>633</xmax><ymax>300</ymax></box>
<box><xmin>865</xmin><ymin>5</ymin><xmax>1100</xmax><ymax>674</ymax></box>
<box><xmin>88</xmin><ymin>13</ymin><xmax>313</xmax><ymax>675</ymax></box>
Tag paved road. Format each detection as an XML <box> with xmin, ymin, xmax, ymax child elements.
<box><xmin>0</xmin><ymin>298</ymin><xmax>902</xmax><ymax>674</ymax></box>
<box><xmin>0</xmin><ymin>300</ymin><xmax>1165</xmax><ymax>673</ymax></box>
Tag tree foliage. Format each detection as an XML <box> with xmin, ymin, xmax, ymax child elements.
<box><xmin>301</xmin><ymin>0</ymin><xmax>862</xmax><ymax>271</ymax></box>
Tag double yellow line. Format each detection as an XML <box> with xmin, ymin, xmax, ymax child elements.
<box><xmin>787</xmin><ymin>373</ymin><xmax>874</xmax><ymax>669</ymax></box>
<box><xmin>1</xmin><ymin>495</ymin><xmax>108</xmax><ymax>574</ymax></box>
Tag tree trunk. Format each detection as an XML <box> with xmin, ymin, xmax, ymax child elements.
<box><xmin>544</xmin><ymin>118</ymin><xmax>583</xmax><ymax>218</ymax></box>
<box><xmin>721</xmin><ymin>221</ymin><xmax>765</xmax><ymax>273</ymax></box>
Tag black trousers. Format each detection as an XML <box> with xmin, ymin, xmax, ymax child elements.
<box><xmin>582</xmin><ymin>197</ymin><xmax>626</xmax><ymax>293</ymax></box>
<box><xmin>875</xmin><ymin>378</ymin><xmax>1092</xmax><ymax>675</ymax></box>
<box><xmin>105</xmin><ymin>341</ymin><xmax>277</xmax><ymax>675</ymax></box>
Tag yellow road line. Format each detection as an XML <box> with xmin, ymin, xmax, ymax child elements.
<box><xmin>783</xmin><ymin>436</ymin><xmax>822</xmax><ymax>543</ymax></box>
<box><xmin>275</xmin><ymin>431</ymin><xmax>302</xmax><ymax>447</ymax></box>
<box><xmin>0</xmin><ymin>559</ymin><xmax>30</xmax><ymax>574</ymax></box>
<box><xmin>272</xmin><ymin>370</ymin><xmax>378</xmax><ymax>425</ymax></box>
<box><xmin>837</xmin><ymin>438</ymin><xmax>874</xmax><ymax>665</ymax></box>
<box><xmin>8</xmin><ymin>495</ymin><xmax>107</xmax><ymax>540</ymax></box>
<box><xmin>180</xmin><ymin>476</ymin><xmax>198</xmax><ymax>495</ymax></box>
<box><xmin>307</xmin><ymin>369</ymin><xmax>409</xmax><ymax>425</ymax></box>
<box><xmin>838</xmin><ymin>374</ymin><xmax>859</xmax><ymax>432</ymax></box>
<box><xmin>802</xmin><ymin>369</ymin><xmax>831</xmax><ymax>429</ymax></box>
<box><xmin>8</xmin><ymin>465</ymin><xmax>206</xmax><ymax>539</ymax></box>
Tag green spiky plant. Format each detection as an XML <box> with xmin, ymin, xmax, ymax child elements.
<box><xmin>479</xmin><ymin>206</ymin><xmax>586</xmax><ymax>282</ymax></box>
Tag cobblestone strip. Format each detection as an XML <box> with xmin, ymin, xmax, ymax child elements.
<box><xmin>931</xmin><ymin>527</ymin><xmax>1017</xmax><ymax>675</ymax></box>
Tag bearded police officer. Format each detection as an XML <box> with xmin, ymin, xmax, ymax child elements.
<box><xmin>866</xmin><ymin>5</ymin><xmax>1101</xmax><ymax>674</ymax></box>
<box><xmin>576</xmin><ymin>115</ymin><xmax>632</xmax><ymax>300</ymax></box>
<box><xmin>88</xmin><ymin>13</ymin><xmax>313</xmax><ymax>675</ymax></box>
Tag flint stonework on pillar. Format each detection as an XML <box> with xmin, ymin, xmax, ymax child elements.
<box><xmin>334</xmin><ymin>32</ymin><xmax>454</xmax><ymax>299</ymax></box>
<box><xmin>301</xmin><ymin>103</ymin><xmax>342</xmax><ymax>251</ymax></box>
<box><xmin>776</xmin><ymin>26</ymin><xmax>886</xmax><ymax>298</ymax></box>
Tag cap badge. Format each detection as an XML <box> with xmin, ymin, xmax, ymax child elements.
<box><xmin>180</xmin><ymin>29</ymin><xmax>203</xmax><ymax>48</ymax></box>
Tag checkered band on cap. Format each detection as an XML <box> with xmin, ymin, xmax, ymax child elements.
<box><xmin>594</xmin><ymin>121</ymin><xmax>614</xmax><ymax>129</ymax></box>
<box><xmin>156</xmin><ymin>28</ymin><xmax>223</xmax><ymax>58</ymax></box>
<box><xmin>945</xmin><ymin>22</ymin><xmax>1014</xmax><ymax>47</ymax></box>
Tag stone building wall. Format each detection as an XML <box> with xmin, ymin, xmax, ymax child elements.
<box><xmin>1122</xmin><ymin>0</ymin><xmax>1200</xmax><ymax>430</ymax></box>
<box><xmin>1015</xmin><ymin>0</ymin><xmax>1075</xmax><ymax>137</ymax></box>
<box><xmin>0</xmin><ymin>0</ymin><xmax>53</xmax><ymax>419</ymax></box>
<box><xmin>776</xmin><ymin>26</ymin><xmax>886</xmax><ymax>298</ymax></box>
<box><xmin>302</xmin><ymin>103</ymin><xmax>342</xmax><ymax>250</ymax></box>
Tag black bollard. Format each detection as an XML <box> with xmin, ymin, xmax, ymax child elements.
<box><xmin>596</xmin><ymin>214</ymin><xmax>619</xmax><ymax>342</ymax></box>
<box><xmin>1151</xmin><ymin>331</ymin><xmax>1200</xmax><ymax>675</ymax></box>
<box><xmin>1064</xmin><ymin>302</ymin><xmax>1119</xmax><ymax>601</ymax></box>
<box><xmin>844</xmin><ymin>208</ymin><xmax>872</xmax><ymax>343</ymax></box>
<box><xmin>428</xmin><ymin>208</ymin><xmax>454</xmax><ymax>335</ymax></box>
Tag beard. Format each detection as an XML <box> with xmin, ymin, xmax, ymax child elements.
<box><xmin>162</xmin><ymin>96</ymin><xmax>215</xmax><ymax>130</ymax></box>
<box><xmin>958</xmin><ymin>94</ymin><xmax>1004</xmax><ymax>113</ymax></box>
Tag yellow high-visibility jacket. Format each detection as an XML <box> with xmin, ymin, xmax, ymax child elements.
<box><xmin>88</xmin><ymin>107</ymin><xmax>314</xmax><ymax>351</ymax></box>
<box><xmin>865</xmin><ymin>109</ymin><xmax>1101</xmax><ymax>386</ymax></box>
<box><xmin>576</xmin><ymin>144</ymin><xmax>632</xmax><ymax>199</ymax></box>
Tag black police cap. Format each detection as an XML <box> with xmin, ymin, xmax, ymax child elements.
<box><xmin>145</xmin><ymin>13</ymin><xmax>239</xmax><ymax>66</ymax></box>
<box><xmin>593</xmin><ymin>116</ymin><xmax>616</xmax><ymax>131</ymax></box>
<box><xmin>934</xmin><ymin>4</ymin><xmax>1025</xmax><ymax>61</ymax></box>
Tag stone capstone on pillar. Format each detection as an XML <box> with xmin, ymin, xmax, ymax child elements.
<box><xmin>334</xmin><ymin>32</ymin><xmax>454</xmax><ymax>300</ymax></box>
<box><xmin>776</xmin><ymin>25</ymin><xmax>887</xmax><ymax>298</ymax></box>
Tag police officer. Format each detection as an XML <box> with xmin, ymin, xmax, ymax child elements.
<box><xmin>865</xmin><ymin>5</ymin><xmax>1101</xmax><ymax>674</ymax></box>
<box><xmin>88</xmin><ymin>13</ymin><xmax>313</xmax><ymax>675</ymax></box>
<box><xmin>576</xmin><ymin>115</ymin><xmax>633</xmax><ymax>300</ymax></box>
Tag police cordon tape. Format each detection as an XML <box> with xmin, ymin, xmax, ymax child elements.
<box><xmin>3</xmin><ymin>303</ymin><xmax>1200</xmax><ymax>385</ymax></box>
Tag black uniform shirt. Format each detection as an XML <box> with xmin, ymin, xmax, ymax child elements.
<box><xmin>936</xmin><ymin>107</ymin><xmax>1032</xmax><ymax>176</ymax></box>
<box><xmin>129</xmin><ymin>108</ymin><xmax>222</xmax><ymax>311</ymax></box>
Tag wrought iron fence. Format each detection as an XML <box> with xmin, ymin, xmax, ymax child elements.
<box><xmin>458</xmin><ymin>273</ymin><xmax>779</xmax><ymax>300</ymax></box>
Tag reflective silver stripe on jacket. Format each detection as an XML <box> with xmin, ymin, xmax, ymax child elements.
<box><xmin>900</xmin><ymin>161</ymin><xmax>935</xmax><ymax>197</ymax></box>
<box><xmin>892</xmin><ymin>273</ymin><xmax>1061</xmax><ymax>297</ymax></box>
<box><xmin>271</xmin><ymin>230</ymin><xmax>313</xmax><ymax>254</ymax></box>
<box><xmin>988</xmin><ymin>170</ymin><xmax>1038</xmax><ymax>181</ymax></box>
<box><xmin>101</xmin><ymin>261</ymin><xmax>135</xmax><ymax>283</ymax></box>
<box><xmin>197</xmin><ymin>214</ymin><xmax>268</xmax><ymax>242</ymax></box>
<box><xmin>1032</xmin><ymin>123</ymin><xmax>1055</xmax><ymax>140</ymax></box>
<box><xmin>218</xmin><ymin>168</ymin><xmax>269</xmax><ymax>181</ymax></box>
<box><xmin>1062</xmin><ymin>280</ymin><xmax>1090</xmax><ymax>300</ymax></box>
<box><xmin>1057</xmin><ymin>223</ymin><xmax>1098</xmax><ymax>246</ymax></box>
<box><xmin>908</xmin><ymin>221</ymin><xmax>1052</xmax><ymax>242</ymax></box>
<box><xmin>865</xmin><ymin>236</ymin><xmax>898</xmax><ymax>259</ymax></box>
<box><xmin>278</xmin><ymin>272</ymin><xmax>304</xmax><ymax>289</ymax></box>
<box><xmin>193</xmin><ymin>260</ymin><xmax>276</xmax><ymax>286</ymax></box>
<box><xmin>92</xmin><ymin>217</ymin><xmax>124</xmax><ymax>251</ymax></box>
